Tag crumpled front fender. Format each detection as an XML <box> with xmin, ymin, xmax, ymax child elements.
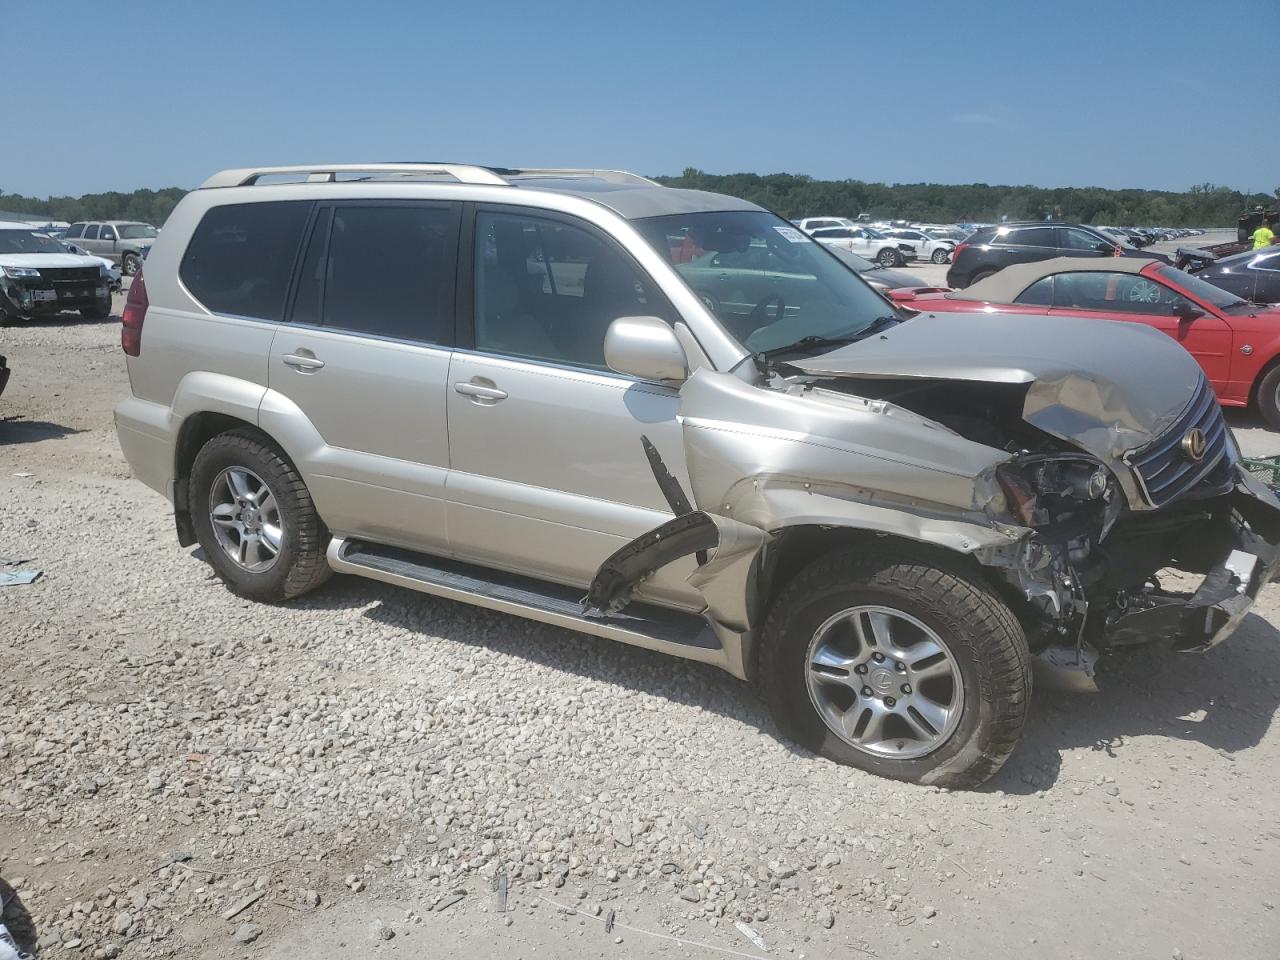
<box><xmin>584</xmin><ymin>511</ymin><xmax>770</xmax><ymax>630</ymax></box>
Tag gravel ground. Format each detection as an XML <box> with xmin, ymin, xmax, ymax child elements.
<box><xmin>3</xmin><ymin>240</ymin><xmax>1279</xmax><ymax>960</ymax></box>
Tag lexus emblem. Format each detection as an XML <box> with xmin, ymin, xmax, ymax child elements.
<box><xmin>1181</xmin><ymin>428</ymin><xmax>1207</xmax><ymax>462</ymax></box>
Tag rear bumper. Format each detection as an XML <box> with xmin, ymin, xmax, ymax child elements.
<box><xmin>114</xmin><ymin>396</ymin><xmax>176</xmax><ymax>501</ymax></box>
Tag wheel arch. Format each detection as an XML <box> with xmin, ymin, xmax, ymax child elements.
<box><xmin>1247</xmin><ymin>346</ymin><xmax>1280</xmax><ymax>410</ymax></box>
<box><xmin>173</xmin><ymin>412</ymin><xmax>265</xmax><ymax>546</ymax></box>
<box><xmin>756</xmin><ymin>524</ymin><xmax>995</xmax><ymax>633</ymax></box>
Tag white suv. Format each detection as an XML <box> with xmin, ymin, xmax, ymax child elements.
<box><xmin>113</xmin><ymin>163</ymin><xmax>1280</xmax><ymax>787</ymax></box>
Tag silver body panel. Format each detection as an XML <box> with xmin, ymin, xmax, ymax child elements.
<box><xmin>114</xmin><ymin>164</ymin><xmax>1273</xmax><ymax>680</ymax></box>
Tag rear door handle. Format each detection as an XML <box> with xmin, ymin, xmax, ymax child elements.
<box><xmin>282</xmin><ymin>352</ymin><xmax>325</xmax><ymax>371</ymax></box>
<box><xmin>454</xmin><ymin>381</ymin><xmax>507</xmax><ymax>402</ymax></box>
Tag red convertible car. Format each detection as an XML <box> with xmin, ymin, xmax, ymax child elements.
<box><xmin>890</xmin><ymin>257</ymin><xmax>1280</xmax><ymax>428</ymax></box>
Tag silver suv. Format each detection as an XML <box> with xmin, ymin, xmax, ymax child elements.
<box><xmin>63</xmin><ymin>220</ymin><xmax>157</xmax><ymax>276</ymax></box>
<box><xmin>114</xmin><ymin>164</ymin><xmax>1280</xmax><ymax>787</ymax></box>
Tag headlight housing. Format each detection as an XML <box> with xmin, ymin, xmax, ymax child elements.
<box><xmin>996</xmin><ymin>455</ymin><xmax>1112</xmax><ymax>529</ymax></box>
<box><xmin>2</xmin><ymin>266</ymin><xmax>40</xmax><ymax>278</ymax></box>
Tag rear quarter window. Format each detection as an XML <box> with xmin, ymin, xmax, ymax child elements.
<box><xmin>179</xmin><ymin>201</ymin><xmax>311</xmax><ymax>321</ymax></box>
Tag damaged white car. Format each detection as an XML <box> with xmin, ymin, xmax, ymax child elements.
<box><xmin>114</xmin><ymin>165</ymin><xmax>1280</xmax><ymax>788</ymax></box>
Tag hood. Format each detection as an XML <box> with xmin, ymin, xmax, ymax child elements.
<box><xmin>862</xmin><ymin>266</ymin><xmax>928</xmax><ymax>288</ymax></box>
<box><xmin>0</xmin><ymin>252</ymin><xmax>106</xmax><ymax>270</ymax></box>
<box><xmin>788</xmin><ymin>311</ymin><xmax>1204</xmax><ymax>461</ymax></box>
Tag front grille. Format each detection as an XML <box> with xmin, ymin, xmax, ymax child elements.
<box><xmin>1128</xmin><ymin>377</ymin><xmax>1228</xmax><ymax>507</ymax></box>
<box><xmin>38</xmin><ymin>267</ymin><xmax>102</xmax><ymax>291</ymax></box>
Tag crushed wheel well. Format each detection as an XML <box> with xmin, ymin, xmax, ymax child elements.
<box><xmin>758</xmin><ymin>525</ymin><xmax>995</xmax><ymax>621</ymax></box>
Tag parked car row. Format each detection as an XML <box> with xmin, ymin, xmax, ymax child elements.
<box><xmin>946</xmin><ymin>222</ymin><xmax>1172</xmax><ymax>288</ymax></box>
<box><xmin>793</xmin><ymin>218</ymin><xmax>960</xmax><ymax>266</ymax></box>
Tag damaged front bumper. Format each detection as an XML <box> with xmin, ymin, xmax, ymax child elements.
<box><xmin>1105</xmin><ymin>486</ymin><xmax>1280</xmax><ymax>654</ymax></box>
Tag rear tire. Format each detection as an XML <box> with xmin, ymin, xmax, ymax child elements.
<box><xmin>190</xmin><ymin>429</ymin><xmax>332</xmax><ymax>602</ymax></box>
<box><xmin>1256</xmin><ymin>364</ymin><xmax>1280</xmax><ymax>431</ymax></box>
<box><xmin>757</xmin><ymin>547</ymin><xmax>1031</xmax><ymax>788</ymax></box>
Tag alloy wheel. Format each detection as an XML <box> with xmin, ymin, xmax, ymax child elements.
<box><xmin>804</xmin><ymin>605</ymin><xmax>964</xmax><ymax>759</ymax></box>
<box><xmin>208</xmin><ymin>466</ymin><xmax>283</xmax><ymax>573</ymax></box>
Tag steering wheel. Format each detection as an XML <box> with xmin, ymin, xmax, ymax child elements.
<box><xmin>743</xmin><ymin>294</ymin><xmax>786</xmax><ymax>335</ymax></box>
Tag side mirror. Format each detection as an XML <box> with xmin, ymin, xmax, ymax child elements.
<box><xmin>604</xmin><ymin>316</ymin><xmax>688</xmax><ymax>383</ymax></box>
<box><xmin>1174</xmin><ymin>302</ymin><xmax>1203</xmax><ymax>321</ymax></box>
<box><xmin>1095</xmin><ymin>242</ymin><xmax>1115</xmax><ymax>254</ymax></box>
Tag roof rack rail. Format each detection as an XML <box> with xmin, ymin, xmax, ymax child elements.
<box><xmin>199</xmin><ymin>163</ymin><xmax>511</xmax><ymax>189</ymax></box>
<box><xmin>491</xmin><ymin>168</ymin><xmax>658</xmax><ymax>186</ymax></box>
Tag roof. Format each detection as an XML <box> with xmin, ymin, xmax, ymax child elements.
<box><xmin>0</xmin><ymin>220</ymin><xmax>39</xmax><ymax>230</ymax></box>
<box><xmin>197</xmin><ymin>163</ymin><xmax>761</xmax><ymax>221</ymax></box>
<box><xmin>506</xmin><ymin>175</ymin><xmax>758</xmax><ymax>219</ymax></box>
<box><xmin>952</xmin><ymin>256</ymin><xmax>1163</xmax><ymax>302</ymax></box>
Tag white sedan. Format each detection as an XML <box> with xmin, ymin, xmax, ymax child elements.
<box><xmin>881</xmin><ymin>228</ymin><xmax>955</xmax><ymax>264</ymax></box>
<box><xmin>807</xmin><ymin>225</ymin><xmax>911</xmax><ymax>267</ymax></box>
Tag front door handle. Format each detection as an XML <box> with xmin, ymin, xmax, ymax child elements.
<box><xmin>282</xmin><ymin>352</ymin><xmax>325</xmax><ymax>371</ymax></box>
<box><xmin>454</xmin><ymin>380</ymin><xmax>508</xmax><ymax>403</ymax></box>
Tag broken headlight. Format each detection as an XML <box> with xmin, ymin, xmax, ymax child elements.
<box><xmin>996</xmin><ymin>455</ymin><xmax>1113</xmax><ymax>530</ymax></box>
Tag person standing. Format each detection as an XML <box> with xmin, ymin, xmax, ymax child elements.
<box><xmin>1253</xmin><ymin>219</ymin><xmax>1276</xmax><ymax>249</ymax></box>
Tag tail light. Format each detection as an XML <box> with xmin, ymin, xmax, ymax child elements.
<box><xmin>121</xmin><ymin>270</ymin><xmax>147</xmax><ymax>356</ymax></box>
<box><xmin>953</xmin><ymin>241</ymin><xmax>970</xmax><ymax>260</ymax></box>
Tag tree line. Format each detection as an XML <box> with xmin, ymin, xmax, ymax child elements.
<box><xmin>1</xmin><ymin>173</ymin><xmax>1275</xmax><ymax>228</ymax></box>
<box><xmin>0</xmin><ymin>188</ymin><xmax>187</xmax><ymax>226</ymax></box>
<box><xmin>655</xmin><ymin>170</ymin><xmax>1278</xmax><ymax>227</ymax></box>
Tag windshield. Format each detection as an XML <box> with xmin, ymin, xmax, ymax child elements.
<box><xmin>1157</xmin><ymin>265</ymin><xmax>1248</xmax><ymax>310</ymax></box>
<box><xmin>825</xmin><ymin>247</ymin><xmax>875</xmax><ymax>272</ymax></box>
<box><xmin>118</xmin><ymin>224</ymin><xmax>157</xmax><ymax>240</ymax></box>
<box><xmin>0</xmin><ymin>229</ymin><xmax>67</xmax><ymax>255</ymax></box>
<box><xmin>634</xmin><ymin>210</ymin><xmax>899</xmax><ymax>352</ymax></box>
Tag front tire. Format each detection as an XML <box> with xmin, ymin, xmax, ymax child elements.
<box><xmin>758</xmin><ymin>548</ymin><xmax>1031</xmax><ymax>788</ymax></box>
<box><xmin>122</xmin><ymin>252</ymin><xmax>142</xmax><ymax>277</ymax></box>
<box><xmin>1256</xmin><ymin>364</ymin><xmax>1280</xmax><ymax>431</ymax></box>
<box><xmin>877</xmin><ymin>248</ymin><xmax>899</xmax><ymax>268</ymax></box>
<box><xmin>190</xmin><ymin>429</ymin><xmax>332</xmax><ymax>601</ymax></box>
<box><xmin>931</xmin><ymin>248</ymin><xmax>951</xmax><ymax>264</ymax></box>
<box><xmin>81</xmin><ymin>299</ymin><xmax>112</xmax><ymax>321</ymax></box>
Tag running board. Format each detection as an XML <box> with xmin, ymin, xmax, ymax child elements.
<box><xmin>327</xmin><ymin>537</ymin><xmax>726</xmax><ymax>665</ymax></box>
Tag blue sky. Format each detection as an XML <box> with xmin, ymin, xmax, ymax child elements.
<box><xmin>11</xmin><ymin>0</ymin><xmax>1279</xmax><ymax>197</ymax></box>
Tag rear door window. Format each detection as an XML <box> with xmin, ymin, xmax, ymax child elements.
<box><xmin>1004</xmin><ymin>227</ymin><xmax>1055</xmax><ymax>247</ymax></box>
<box><xmin>1059</xmin><ymin>228</ymin><xmax>1107</xmax><ymax>252</ymax></box>
<box><xmin>290</xmin><ymin>202</ymin><xmax>459</xmax><ymax>343</ymax></box>
<box><xmin>179</xmin><ymin>201</ymin><xmax>311</xmax><ymax>321</ymax></box>
<box><xmin>1015</xmin><ymin>277</ymin><xmax>1054</xmax><ymax>306</ymax></box>
<box><xmin>83</xmin><ymin>224</ymin><xmax>100</xmax><ymax>240</ymax></box>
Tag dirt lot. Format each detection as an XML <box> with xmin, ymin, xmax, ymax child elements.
<box><xmin>3</xmin><ymin>238</ymin><xmax>1279</xmax><ymax>960</ymax></box>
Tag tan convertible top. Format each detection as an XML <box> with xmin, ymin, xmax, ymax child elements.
<box><xmin>954</xmin><ymin>256</ymin><xmax>1164</xmax><ymax>301</ymax></box>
